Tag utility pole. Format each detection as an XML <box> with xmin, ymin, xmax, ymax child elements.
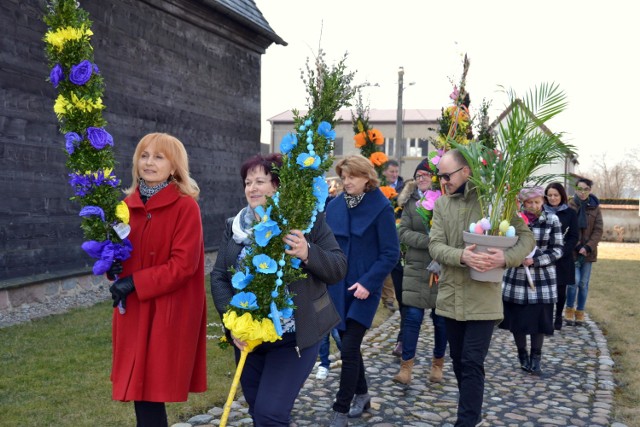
<box><xmin>395</xmin><ymin>67</ymin><xmax>404</xmax><ymax>167</ymax></box>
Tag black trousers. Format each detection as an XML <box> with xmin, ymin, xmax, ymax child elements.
<box><xmin>333</xmin><ymin>319</ymin><xmax>368</xmax><ymax>414</ymax></box>
<box><xmin>134</xmin><ymin>401</ymin><xmax>167</xmax><ymax>427</ymax></box>
<box><xmin>445</xmin><ymin>318</ymin><xmax>495</xmax><ymax>427</ymax></box>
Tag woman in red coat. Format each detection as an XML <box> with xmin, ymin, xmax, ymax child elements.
<box><xmin>108</xmin><ymin>133</ymin><xmax>207</xmax><ymax>426</ymax></box>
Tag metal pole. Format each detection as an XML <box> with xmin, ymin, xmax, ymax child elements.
<box><xmin>396</xmin><ymin>67</ymin><xmax>404</xmax><ymax>167</ymax></box>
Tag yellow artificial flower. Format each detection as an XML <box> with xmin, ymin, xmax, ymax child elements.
<box><xmin>223</xmin><ymin>311</ymin><xmax>281</xmax><ymax>344</ymax></box>
<box><xmin>44</xmin><ymin>25</ymin><xmax>93</xmax><ymax>50</ymax></box>
<box><xmin>53</xmin><ymin>94</ymin><xmax>70</xmax><ymax>117</ymax></box>
<box><xmin>115</xmin><ymin>201</ymin><xmax>130</xmax><ymax>224</ymax></box>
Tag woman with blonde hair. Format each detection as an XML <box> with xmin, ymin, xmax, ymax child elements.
<box><xmin>325</xmin><ymin>155</ymin><xmax>400</xmax><ymax>426</ymax></box>
<box><xmin>108</xmin><ymin>132</ymin><xmax>207</xmax><ymax>426</ymax></box>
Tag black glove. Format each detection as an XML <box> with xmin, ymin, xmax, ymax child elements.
<box><xmin>106</xmin><ymin>261</ymin><xmax>123</xmax><ymax>281</ymax></box>
<box><xmin>109</xmin><ymin>276</ymin><xmax>135</xmax><ymax>309</ymax></box>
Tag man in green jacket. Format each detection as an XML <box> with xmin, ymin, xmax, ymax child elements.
<box><xmin>428</xmin><ymin>149</ymin><xmax>535</xmax><ymax>427</ymax></box>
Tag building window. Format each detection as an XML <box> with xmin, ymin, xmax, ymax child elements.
<box><xmin>383</xmin><ymin>138</ymin><xmax>395</xmax><ymax>157</ymax></box>
<box><xmin>407</xmin><ymin>138</ymin><xmax>430</xmax><ymax>157</ymax></box>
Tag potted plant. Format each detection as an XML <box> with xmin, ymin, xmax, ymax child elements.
<box><xmin>451</xmin><ymin>82</ymin><xmax>574</xmax><ymax>281</ymax></box>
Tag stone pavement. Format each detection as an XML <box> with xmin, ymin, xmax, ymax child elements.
<box><xmin>178</xmin><ymin>310</ymin><xmax>627</xmax><ymax>427</ymax></box>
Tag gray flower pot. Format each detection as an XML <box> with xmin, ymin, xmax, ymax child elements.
<box><xmin>462</xmin><ymin>231</ymin><xmax>519</xmax><ymax>282</ymax></box>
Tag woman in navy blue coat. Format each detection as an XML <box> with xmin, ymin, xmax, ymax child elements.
<box><xmin>325</xmin><ymin>155</ymin><xmax>400</xmax><ymax>426</ymax></box>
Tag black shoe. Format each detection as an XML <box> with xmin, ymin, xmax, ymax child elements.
<box><xmin>554</xmin><ymin>321</ymin><xmax>562</xmax><ymax>331</ymax></box>
<box><xmin>518</xmin><ymin>350</ymin><xmax>530</xmax><ymax>372</ymax></box>
<box><xmin>530</xmin><ymin>353</ymin><xmax>542</xmax><ymax>375</ymax></box>
<box><xmin>348</xmin><ymin>393</ymin><xmax>370</xmax><ymax>418</ymax></box>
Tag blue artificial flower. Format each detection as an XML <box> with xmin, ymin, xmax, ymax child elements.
<box><xmin>269</xmin><ymin>301</ymin><xmax>283</xmax><ymax>336</ymax></box>
<box><xmin>79</xmin><ymin>205</ymin><xmax>106</xmax><ymax>222</ymax></box>
<box><xmin>253</xmin><ymin>254</ymin><xmax>277</xmax><ymax>274</ymax></box>
<box><xmin>231</xmin><ymin>267</ymin><xmax>254</xmax><ymax>290</ymax></box>
<box><xmin>64</xmin><ymin>132</ymin><xmax>81</xmax><ymax>155</ymax></box>
<box><xmin>279</xmin><ymin>132</ymin><xmax>298</xmax><ymax>154</ymax></box>
<box><xmin>304</xmin><ymin>118</ymin><xmax>313</xmax><ymax>127</ymax></box>
<box><xmin>317</xmin><ymin>121</ymin><xmax>336</xmax><ymax>140</ymax></box>
<box><xmin>280</xmin><ymin>298</ymin><xmax>294</xmax><ymax>318</ymax></box>
<box><xmin>312</xmin><ymin>176</ymin><xmax>329</xmax><ymax>206</ymax></box>
<box><xmin>230</xmin><ymin>292</ymin><xmax>259</xmax><ymax>310</ymax></box>
<box><xmin>50</xmin><ymin>64</ymin><xmax>63</xmax><ymax>88</ymax></box>
<box><xmin>254</xmin><ymin>205</ymin><xmax>273</xmax><ymax>224</ymax></box>
<box><xmin>254</xmin><ymin>221</ymin><xmax>282</xmax><ymax>247</ymax></box>
<box><xmin>271</xmin><ymin>191</ymin><xmax>280</xmax><ymax>207</ymax></box>
<box><xmin>296</xmin><ymin>153</ymin><xmax>320</xmax><ymax>170</ymax></box>
<box><xmin>69</xmin><ymin>59</ymin><xmax>93</xmax><ymax>85</ymax></box>
<box><xmin>87</xmin><ymin>127</ymin><xmax>114</xmax><ymax>150</ymax></box>
<box><xmin>290</xmin><ymin>258</ymin><xmax>302</xmax><ymax>269</ymax></box>
<box><xmin>68</xmin><ymin>172</ymin><xmax>92</xmax><ymax>196</ymax></box>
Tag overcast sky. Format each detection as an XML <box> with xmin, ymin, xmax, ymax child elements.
<box><xmin>255</xmin><ymin>0</ymin><xmax>639</xmax><ymax>172</ymax></box>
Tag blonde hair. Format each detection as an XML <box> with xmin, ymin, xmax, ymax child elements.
<box><xmin>126</xmin><ymin>133</ymin><xmax>200</xmax><ymax>199</ymax></box>
<box><xmin>335</xmin><ymin>155</ymin><xmax>379</xmax><ymax>192</ymax></box>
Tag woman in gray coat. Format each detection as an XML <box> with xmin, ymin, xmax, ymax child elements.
<box><xmin>392</xmin><ymin>159</ymin><xmax>447</xmax><ymax>385</ymax></box>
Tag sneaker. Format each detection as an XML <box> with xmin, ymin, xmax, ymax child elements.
<box><xmin>316</xmin><ymin>366</ymin><xmax>329</xmax><ymax>380</ymax></box>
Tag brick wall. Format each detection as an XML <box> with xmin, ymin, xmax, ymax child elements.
<box><xmin>0</xmin><ymin>0</ymin><xmax>270</xmax><ymax>285</ymax></box>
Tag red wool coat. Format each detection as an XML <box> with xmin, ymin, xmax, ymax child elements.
<box><xmin>111</xmin><ymin>183</ymin><xmax>207</xmax><ymax>402</ymax></box>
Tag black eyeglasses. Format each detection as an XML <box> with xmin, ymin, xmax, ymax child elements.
<box><xmin>436</xmin><ymin>167</ymin><xmax>464</xmax><ymax>182</ymax></box>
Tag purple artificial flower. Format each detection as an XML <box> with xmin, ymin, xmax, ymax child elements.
<box><xmin>50</xmin><ymin>64</ymin><xmax>63</xmax><ymax>88</ymax></box>
<box><xmin>81</xmin><ymin>240</ymin><xmax>108</xmax><ymax>259</ymax></box>
<box><xmin>68</xmin><ymin>172</ymin><xmax>92</xmax><ymax>197</ymax></box>
<box><xmin>93</xmin><ymin>63</ymin><xmax>100</xmax><ymax>74</ymax></box>
<box><xmin>87</xmin><ymin>127</ymin><xmax>114</xmax><ymax>150</ymax></box>
<box><xmin>79</xmin><ymin>205</ymin><xmax>106</xmax><ymax>222</ymax></box>
<box><xmin>81</xmin><ymin>239</ymin><xmax>133</xmax><ymax>275</ymax></box>
<box><xmin>64</xmin><ymin>132</ymin><xmax>81</xmax><ymax>155</ymax></box>
<box><xmin>69</xmin><ymin>59</ymin><xmax>93</xmax><ymax>85</ymax></box>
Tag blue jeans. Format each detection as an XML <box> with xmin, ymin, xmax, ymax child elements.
<box><xmin>401</xmin><ymin>307</ymin><xmax>447</xmax><ymax>360</ymax></box>
<box><xmin>445</xmin><ymin>318</ymin><xmax>495</xmax><ymax>427</ymax></box>
<box><xmin>318</xmin><ymin>328</ymin><xmax>342</xmax><ymax>368</ymax></box>
<box><xmin>566</xmin><ymin>261</ymin><xmax>593</xmax><ymax>311</ymax></box>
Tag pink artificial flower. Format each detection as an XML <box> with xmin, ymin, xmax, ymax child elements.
<box><xmin>424</xmin><ymin>189</ymin><xmax>442</xmax><ymax>210</ymax></box>
<box><xmin>449</xmin><ymin>86</ymin><xmax>459</xmax><ymax>101</ymax></box>
<box><xmin>480</xmin><ymin>157</ymin><xmax>487</xmax><ymax>166</ymax></box>
<box><xmin>432</xmin><ymin>155</ymin><xmax>441</xmax><ymax>165</ymax></box>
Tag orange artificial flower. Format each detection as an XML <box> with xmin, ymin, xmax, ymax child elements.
<box><xmin>354</xmin><ymin>132</ymin><xmax>367</xmax><ymax>148</ymax></box>
<box><xmin>368</xmin><ymin>129</ymin><xmax>384</xmax><ymax>145</ymax></box>
<box><xmin>379</xmin><ymin>185</ymin><xmax>398</xmax><ymax>199</ymax></box>
<box><xmin>369</xmin><ymin>151</ymin><xmax>388</xmax><ymax>166</ymax></box>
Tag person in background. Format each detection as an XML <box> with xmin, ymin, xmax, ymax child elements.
<box><xmin>566</xmin><ymin>178</ymin><xmax>603</xmax><ymax>326</ymax></box>
<box><xmin>210</xmin><ymin>154</ymin><xmax>347</xmax><ymax>426</ymax></box>
<box><xmin>428</xmin><ymin>149</ymin><xmax>534</xmax><ymax>427</ymax></box>
<box><xmin>381</xmin><ymin>160</ymin><xmax>404</xmax><ymax>312</ymax></box>
<box><xmin>315</xmin><ymin>176</ymin><xmax>344</xmax><ymax>381</ymax></box>
<box><xmin>392</xmin><ymin>158</ymin><xmax>448</xmax><ymax>385</ymax></box>
<box><xmin>108</xmin><ymin>133</ymin><xmax>207</xmax><ymax>427</ymax></box>
<box><xmin>544</xmin><ymin>182</ymin><xmax>579</xmax><ymax>330</ymax></box>
<box><xmin>500</xmin><ymin>186</ymin><xmax>564</xmax><ymax>376</ymax></box>
<box><xmin>326</xmin><ymin>155</ymin><xmax>400</xmax><ymax>427</ymax></box>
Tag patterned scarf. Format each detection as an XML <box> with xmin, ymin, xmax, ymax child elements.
<box><xmin>344</xmin><ymin>192</ymin><xmax>365</xmax><ymax>209</ymax></box>
<box><xmin>139</xmin><ymin>178</ymin><xmax>169</xmax><ymax>198</ymax></box>
<box><xmin>231</xmin><ymin>206</ymin><xmax>255</xmax><ymax>245</ymax></box>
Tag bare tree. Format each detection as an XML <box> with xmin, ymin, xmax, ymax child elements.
<box><xmin>580</xmin><ymin>150</ymin><xmax>640</xmax><ymax>198</ymax></box>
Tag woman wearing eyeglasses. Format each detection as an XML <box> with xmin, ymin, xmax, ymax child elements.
<box><xmin>566</xmin><ymin>178</ymin><xmax>603</xmax><ymax>326</ymax></box>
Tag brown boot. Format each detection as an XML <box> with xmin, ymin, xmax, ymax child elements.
<box><xmin>575</xmin><ymin>310</ymin><xmax>585</xmax><ymax>325</ymax></box>
<box><xmin>428</xmin><ymin>357</ymin><xmax>445</xmax><ymax>382</ymax></box>
<box><xmin>392</xmin><ymin>358</ymin><xmax>414</xmax><ymax>384</ymax></box>
<box><xmin>564</xmin><ymin>307</ymin><xmax>575</xmax><ymax>326</ymax></box>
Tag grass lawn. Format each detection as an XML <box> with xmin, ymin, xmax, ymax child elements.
<box><xmin>588</xmin><ymin>242</ymin><xmax>640</xmax><ymax>427</ymax></box>
<box><xmin>2</xmin><ymin>244</ymin><xmax>636</xmax><ymax>426</ymax></box>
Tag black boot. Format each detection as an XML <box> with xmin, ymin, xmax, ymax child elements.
<box><xmin>517</xmin><ymin>349</ymin><xmax>530</xmax><ymax>372</ymax></box>
<box><xmin>530</xmin><ymin>352</ymin><xmax>542</xmax><ymax>376</ymax></box>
